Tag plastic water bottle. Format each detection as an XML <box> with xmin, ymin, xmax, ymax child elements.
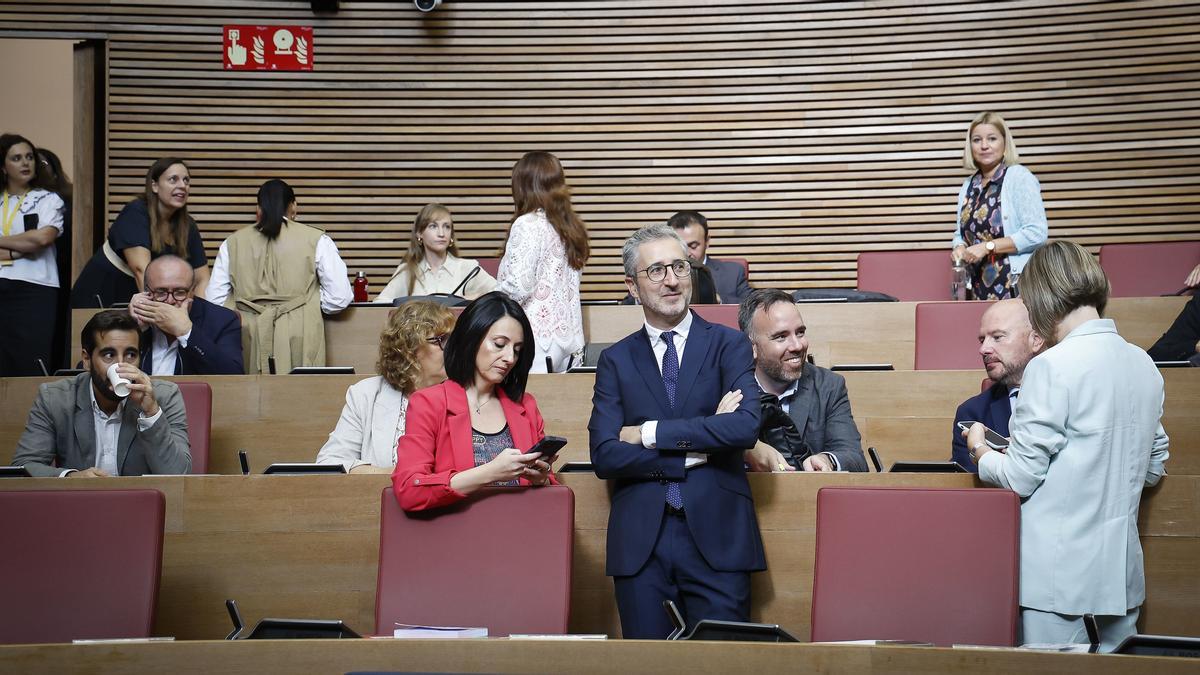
<box><xmin>352</xmin><ymin>271</ymin><xmax>369</xmax><ymax>302</ymax></box>
<box><xmin>951</xmin><ymin>258</ymin><xmax>968</xmax><ymax>301</ymax></box>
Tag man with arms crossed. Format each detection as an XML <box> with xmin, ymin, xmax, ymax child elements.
<box><xmin>951</xmin><ymin>298</ymin><xmax>1044</xmax><ymax>472</ymax></box>
<box><xmin>589</xmin><ymin>224</ymin><xmax>764</xmax><ymax>639</ymax></box>
<box><xmin>11</xmin><ymin>309</ymin><xmax>191</xmax><ymax>476</ymax></box>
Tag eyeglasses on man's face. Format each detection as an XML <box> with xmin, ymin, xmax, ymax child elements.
<box><xmin>637</xmin><ymin>259</ymin><xmax>691</xmax><ymax>283</ymax></box>
<box><xmin>425</xmin><ymin>334</ymin><xmax>449</xmax><ymax>350</ymax></box>
<box><xmin>147</xmin><ymin>287</ymin><xmax>190</xmax><ymax>303</ymax></box>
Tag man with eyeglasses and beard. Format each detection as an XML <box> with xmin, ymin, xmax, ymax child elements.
<box><xmin>589</xmin><ymin>224</ymin><xmax>763</xmax><ymax>639</ymax></box>
<box><xmin>11</xmin><ymin>309</ymin><xmax>191</xmax><ymax>477</ymax></box>
<box><xmin>129</xmin><ymin>254</ymin><xmax>243</xmax><ymax>375</ymax></box>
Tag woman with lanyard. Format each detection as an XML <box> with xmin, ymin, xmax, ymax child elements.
<box><xmin>951</xmin><ymin>112</ymin><xmax>1048</xmax><ymax>299</ymax></box>
<box><xmin>0</xmin><ymin>133</ymin><xmax>66</xmax><ymax>376</ymax></box>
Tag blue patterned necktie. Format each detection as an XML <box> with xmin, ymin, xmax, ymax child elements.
<box><xmin>661</xmin><ymin>331</ymin><xmax>683</xmax><ymax>510</ymax></box>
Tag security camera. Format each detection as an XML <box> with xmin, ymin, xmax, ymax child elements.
<box><xmin>414</xmin><ymin>0</ymin><xmax>441</xmax><ymax>11</ymax></box>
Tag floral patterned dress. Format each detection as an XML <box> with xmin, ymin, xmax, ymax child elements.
<box><xmin>958</xmin><ymin>163</ymin><xmax>1016</xmax><ymax>300</ymax></box>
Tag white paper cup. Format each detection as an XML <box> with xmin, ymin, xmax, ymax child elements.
<box><xmin>106</xmin><ymin>363</ymin><xmax>131</xmax><ymax>398</ymax></box>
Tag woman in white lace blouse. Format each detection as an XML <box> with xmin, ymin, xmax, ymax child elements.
<box><xmin>496</xmin><ymin>152</ymin><xmax>590</xmax><ymax>372</ymax></box>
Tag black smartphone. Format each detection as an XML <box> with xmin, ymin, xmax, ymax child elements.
<box><xmin>238</xmin><ymin>449</ymin><xmax>250</xmax><ymax>476</ymax></box>
<box><xmin>23</xmin><ymin>213</ymin><xmax>38</xmax><ymax>229</ymax></box>
<box><xmin>527</xmin><ymin>435</ymin><xmax>568</xmax><ymax>460</ymax></box>
<box><xmin>956</xmin><ymin>421</ymin><xmax>1009</xmax><ymax>450</ymax></box>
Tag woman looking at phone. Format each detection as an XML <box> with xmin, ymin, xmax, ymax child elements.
<box><xmin>393</xmin><ymin>291</ymin><xmax>559</xmax><ymax>512</ymax></box>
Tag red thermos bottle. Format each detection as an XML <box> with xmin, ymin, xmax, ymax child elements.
<box><xmin>352</xmin><ymin>271</ymin><xmax>369</xmax><ymax>302</ymax></box>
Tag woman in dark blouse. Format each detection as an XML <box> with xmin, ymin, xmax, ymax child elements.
<box><xmin>71</xmin><ymin>157</ymin><xmax>208</xmax><ymax>308</ymax></box>
<box><xmin>392</xmin><ymin>291</ymin><xmax>559</xmax><ymax>512</ymax></box>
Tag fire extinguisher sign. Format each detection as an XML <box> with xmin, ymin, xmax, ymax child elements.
<box><xmin>224</xmin><ymin>25</ymin><xmax>314</xmax><ymax>71</ymax></box>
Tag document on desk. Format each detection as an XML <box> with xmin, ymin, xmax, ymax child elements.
<box><xmin>393</xmin><ymin>623</ymin><xmax>488</xmax><ymax>639</ymax></box>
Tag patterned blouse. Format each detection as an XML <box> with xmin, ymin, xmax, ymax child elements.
<box><xmin>958</xmin><ymin>163</ymin><xmax>1016</xmax><ymax>300</ymax></box>
<box><xmin>496</xmin><ymin>209</ymin><xmax>585</xmax><ymax>372</ymax></box>
<box><xmin>473</xmin><ymin>424</ymin><xmax>519</xmax><ymax>487</ymax></box>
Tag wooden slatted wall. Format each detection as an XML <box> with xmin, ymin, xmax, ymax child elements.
<box><xmin>3</xmin><ymin>0</ymin><xmax>1199</xmax><ymax>299</ymax></box>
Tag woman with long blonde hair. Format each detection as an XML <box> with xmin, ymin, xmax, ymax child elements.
<box><xmin>951</xmin><ymin>111</ymin><xmax>1048</xmax><ymax>300</ymax></box>
<box><xmin>376</xmin><ymin>203</ymin><xmax>496</xmax><ymax>302</ymax></box>
<box><xmin>497</xmin><ymin>151</ymin><xmax>589</xmax><ymax>372</ymax></box>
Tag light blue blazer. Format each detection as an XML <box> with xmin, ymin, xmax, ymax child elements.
<box><xmin>952</xmin><ymin>163</ymin><xmax>1048</xmax><ymax>274</ymax></box>
<box><xmin>978</xmin><ymin>319</ymin><xmax>1169</xmax><ymax>616</ymax></box>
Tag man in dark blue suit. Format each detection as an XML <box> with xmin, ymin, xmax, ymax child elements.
<box><xmin>589</xmin><ymin>224</ymin><xmax>765</xmax><ymax>639</ymax></box>
<box><xmin>130</xmin><ymin>255</ymin><xmax>244</xmax><ymax>375</ymax></box>
<box><xmin>668</xmin><ymin>211</ymin><xmax>752</xmax><ymax>305</ymax></box>
<box><xmin>951</xmin><ymin>299</ymin><xmax>1043</xmax><ymax>471</ymax></box>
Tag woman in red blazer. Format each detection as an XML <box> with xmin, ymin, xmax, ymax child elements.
<box><xmin>393</xmin><ymin>291</ymin><xmax>558</xmax><ymax>512</ymax></box>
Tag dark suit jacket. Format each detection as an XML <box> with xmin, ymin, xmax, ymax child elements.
<box><xmin>951</xmin><ymin>381</ymin><xmax>1012</xmax><ymax>473</ymax></box>
<box><xmin>1147</xmin><ymin>294</ymin><xmax>1200</xmax><ymax>362</ymax></box>
<box><xmin>706</xmin><ymin>256</ymin><xmax>752</xmax><ymax>305</ymax></box>
<box><xmin>783</xmin><ymin>363</ymin><xmax>868</xmax><ymax>471</ymax></box>
<box><xmin>589</xmin><ymin>311</ymin><xmax>766</xmax><ymax>576</ymax></box>
<box><xmin>392</xmin><ymin>379</ymin><xmax>552</xmax><ymax>512</ymax></box>
<box><xmin>141</xmin><ymin>298</ymin><xmax>243</xmax><ymax>375</ymax></box>
<box><xmin>11</xmin><ymin>373</ymin><xmax>192</xmax><ymax>477</ymax></box>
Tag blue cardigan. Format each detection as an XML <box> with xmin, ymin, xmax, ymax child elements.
<box><xmin>952</xmin><ymin>163</ymin><xmax>1048</xmax><ymax>274</ymax></box>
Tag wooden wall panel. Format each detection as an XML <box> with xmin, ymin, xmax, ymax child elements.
<box><xmin>2</xmin><ymin>1</ymin><xmax>1199</xmax><ymax>299</ymax></box>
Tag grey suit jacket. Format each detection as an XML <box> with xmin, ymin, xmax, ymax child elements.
<box><xmin>11</xmin><ymin>373</ymin><xmax>191</xmax><ymax>477</ymax></box>
<box><xmin>785</xmin><ymin>363</ymin><xmax>867</xmax><ymax>472</ymax></box>
<box><xmin>706</xmin><ymin>257</ymin><xmax>752</xmax><ymax>305</ymax></box>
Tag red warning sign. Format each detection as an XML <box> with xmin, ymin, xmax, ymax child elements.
<box><xmin>223</xmin><ymin>25</ymin><xmax>313</xmax><ymax>71</ymax></box>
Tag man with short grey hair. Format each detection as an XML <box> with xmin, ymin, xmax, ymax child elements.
<box><xmin>591</xmin><ymin>223</ymin><xmax>765</xmax><ymax>639</ymax></box>
<box><xmin>739</xmin><ymin>288</ymin><xmax>867</xmax><ymax>472</ymax></box>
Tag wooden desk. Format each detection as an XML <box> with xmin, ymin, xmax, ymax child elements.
<box><xmin>2</xmin><ymin>370</ymin><xmax>1197</xmax><ymax>474</ymax></box>
<box><xmin>0</xmin><ymin>473</ymin><xmax>1194</xmax><ymax>643</ymax></box>
<box><xmin>71</xmin><ymin>296</ymin><xmax>1188</xmax><ymax>374</ymax></box>
<box><xmin>3</xmin><ymin>637</ymin><xmax>1197</xmax><ymax>675</ymax></box>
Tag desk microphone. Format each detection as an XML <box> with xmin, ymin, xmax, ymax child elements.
<box><xmin>867</xmin><ymin>447</ymin><xmax>883</xmax><ymax>473</ymax></box>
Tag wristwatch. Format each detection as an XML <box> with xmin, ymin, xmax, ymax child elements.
<box><xmin>969</xmin><ymin>442</ymin><xmax>986</xmax><ymax>463</ymax></box>
<box><xmin>985</xmin><ymin>240</ymin><xmax>996</xmax><ymax>253</ymax></box>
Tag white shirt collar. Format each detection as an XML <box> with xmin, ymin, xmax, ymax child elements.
<box><xmin>89</xmin><ymin>384</ymin><xmax>127</xmax><ymax>420</ymax></box>
<box><xmin>756</xmin><ymin>372</ymin><xmax>799</xmax><ymax>401</ymax></box>
<box><xmin>644</xmin><ymin>310</ymin><xmax>693</xmax><ymax>345</ymax></box>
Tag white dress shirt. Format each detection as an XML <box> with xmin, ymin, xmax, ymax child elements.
<box><xmin>65</xmin><ymin>387</ymin><xmax>164</xmax><ymax>476</ymax></box>
<box><xmin>638</xmin><ymin>312</ymin><xmax>705</xmax><ymax>468</ymax></box>
<box><xmin>148</xmin><ymin>327</ymin><xmax>192</xmax><ymax>376</ymax></box>
<box><xmin>207</xmin><ymin>232</ymin><xmax>352</xmax><ymax>314</ymax></box>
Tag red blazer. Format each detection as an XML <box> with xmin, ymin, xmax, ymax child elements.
<box><xmin>392</xmin><ymin>379</ymin><xmax>554</xmax><ymax>512</ymax></box>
